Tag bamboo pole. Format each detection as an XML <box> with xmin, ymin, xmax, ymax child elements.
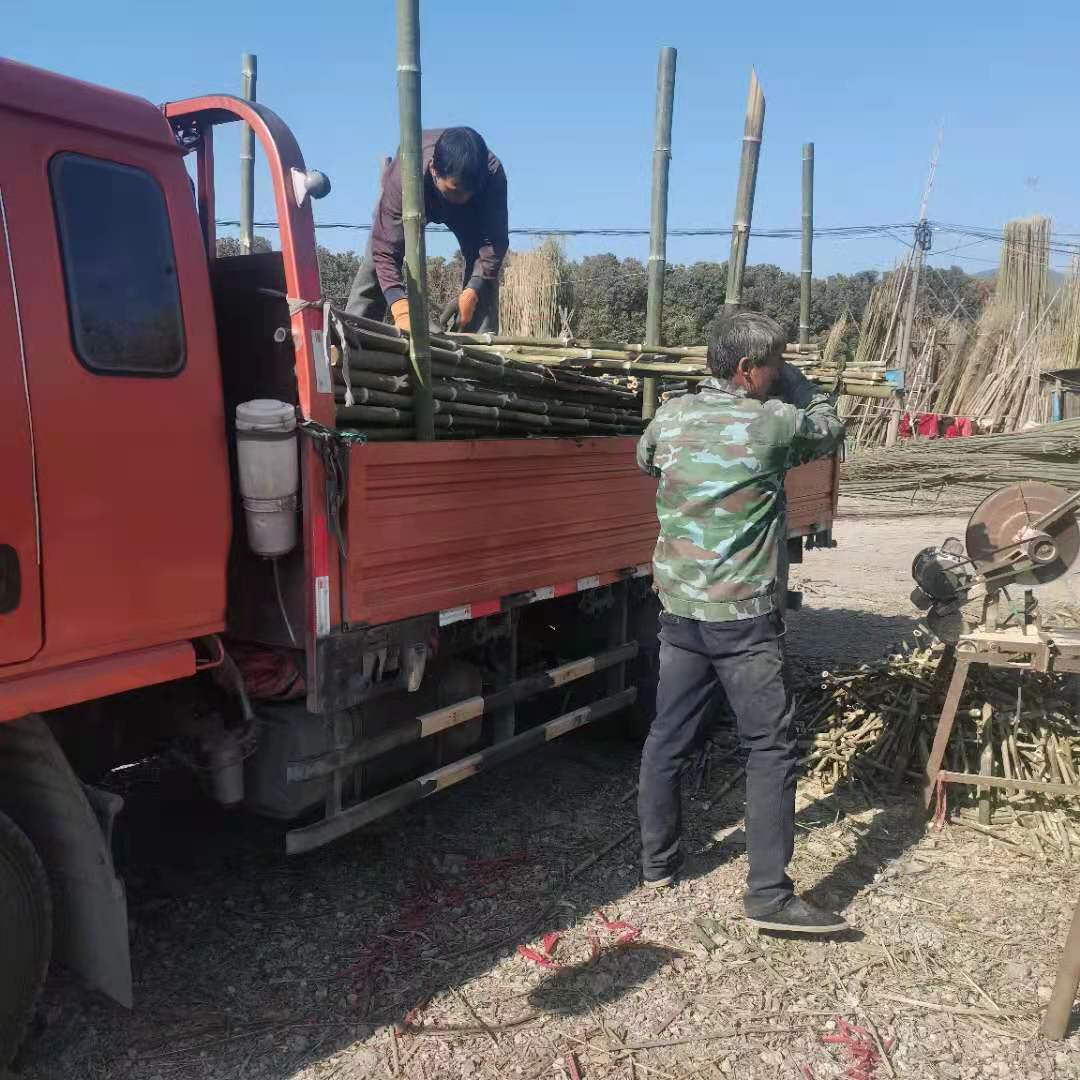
<box><xmin>724</xmin><ymin>70</ymin><xmax>765</xmax><ymax>310</ymax></box>
<box><xmin>1041</xmin><ymin>895</ymin><xmax>1080</xmax><ymax>1039</ymax></box>
<box><xmin>643</xmin><ymin>46</ymin><xmax>677</xmax><ymax>420</ymax></box>
<box><xmin>239</xmin><ymin>53</ymin><xmax>257</xmax><ymax>255</ymax></box>
<box><xmin>395</xmin><ymin>0</ymin><xmax>434</xmax><ymax>440</ymax></box>
<box><xmin>799</xmin><ymin>142</ymin><xmax>814</xmax><ymax>349</ymax></box>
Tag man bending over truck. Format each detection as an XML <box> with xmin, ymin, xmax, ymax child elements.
<box><xmin>345</xmin><ymin>126</ymin><xmax>508</xmax><ymax>334</ymax></box>
<box><xmin>636</xmin><ymin>309</ymin><xmax>848</xmax><ymax>934</ymax></box>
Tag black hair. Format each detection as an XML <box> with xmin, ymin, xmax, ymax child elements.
<box><xmin>431</xmin><ymin>127</ymin><xmax>490</xmax><ymax>194</ymax></box>
<box><xmin>706</xmin><ymin>310</ymin><xmax>787</xmax><ymax>378</ymax></box>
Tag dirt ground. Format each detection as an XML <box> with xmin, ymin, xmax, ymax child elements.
<box><xmin>13</xmin><ymin>510</ymin><xmax>1080</xmax><ymax>1080</ymax></box>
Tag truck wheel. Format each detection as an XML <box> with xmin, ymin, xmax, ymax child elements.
<box><xmin>0</xmin><ymin>810</ymin><xmax>52</xmax><ymax>1067</ymax></box>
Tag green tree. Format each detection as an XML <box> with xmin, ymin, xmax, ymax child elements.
<box><xmin>215</xmin><ymin>235</ymin><xmax>272</xmax><ymax>257</ymax></box>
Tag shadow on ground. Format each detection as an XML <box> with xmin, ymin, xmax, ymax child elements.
<box><xmin>17</xmin><ymin>607</ymin><xmax>932</xmax><ymax>1080</ymax></box>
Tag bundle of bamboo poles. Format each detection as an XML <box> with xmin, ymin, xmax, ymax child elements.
<box><xmin>798</xmin><ymin>641</ymin><xmax>1080</xmax><ymax>861</ymax></box>
<box><xmin>928</xmin><ymin>216</ymin><xmax>1056</xmax><ymax>429</ymax></box>
<box><xmin>328</xmin><ymin>311</ymin><xmax>650</xmax><ymax>440</ymax></box>
<box><xmin>327</xmin><ymin>313</ymin><xmax>899</xmax><ymax>441</ymax></box>
<box><xmin>1045</xmin><ymin>257</ymin><xmax>1080</xmax><ymax>371</ymax></box>
<box><xmin>839</xmin><ymin>418</ymin><xmax>1080</xmax><ymax>511</ymax></box>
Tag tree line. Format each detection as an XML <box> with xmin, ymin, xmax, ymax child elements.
<box><xmin>217</xmin><ymin>237</ymin><xmax>990</xmax><ymax>346</ymax></box>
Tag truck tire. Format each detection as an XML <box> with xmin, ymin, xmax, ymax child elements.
<box><xmin>0</xmin><ymin>809</ymin><xmax>52</xmax><ymax>1067</ymax></box>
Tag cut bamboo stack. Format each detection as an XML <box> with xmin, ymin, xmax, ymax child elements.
<box><xmin>328</xmin><ymin>311</ymin><xmax>651</xmax><ymax>440</ymax></box>
<box><xmin>326</xmin><ymin>310</ymin><xmax>894</xmax><ymax>440</ymax></box>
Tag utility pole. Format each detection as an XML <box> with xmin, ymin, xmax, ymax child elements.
<box><xmin>798</xmin><ymin>142</ymin><xmax>814</xmax><ymax>349</ymax></box>
<box><xmin>642</xmin><ymin>46</ymin><xmax>677</xmax><ymax>420</ymax></box>
<box><xmin>887</xmin><ymin>132</ymin><xmax>941</xmax><ymax>446</ymax></box>
<box><xmin>895</xmin><ymin>132</ymin><xmax>942</xmax><ymax>371</ymax></box>
<box><xmin>724</xmin><ymin>70</ymin><xmax>765</xmax><ymax>310</ymax></box>
<box><xmin>239</xmin><ymin>53</ymin><xmax>257</xmax><ymax>255</ymax></box>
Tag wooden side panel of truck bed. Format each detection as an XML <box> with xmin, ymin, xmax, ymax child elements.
<box><xmin>343</xmin><ymin>438</ymin><xmax>839</xmax><ymax>627</ymax></box>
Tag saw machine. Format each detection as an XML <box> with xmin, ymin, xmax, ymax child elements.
<box><xmin>916</xmin><ymin>482</ymin><xmax>1080</xmax><ymax>809</ymax></box>
<box><xmin>911</xmin><ymin>481</ymin><xmax>1080</xmax><ymax>646</ymax></box>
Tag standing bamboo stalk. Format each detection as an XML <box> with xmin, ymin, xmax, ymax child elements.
<box><xmin>724</xmin><ymin>70</ymin><xmax>765</xmax><ymax>310</ymax></box>
<box><xmin>395</xmin><ymin>0</ymin><xmax>434</xmax><ymax>439</ymax></box>
<box><xmin>799</xmin><ymin>142</ymin><xmax>814</xmax><ymax>349</ymax></box>
<box><xmin>239</xmin><ymin>52</ymin><xmax>257</xmax><ymax>255</ymax></box>
<box><xmin>643</xmin><ymin>46</ymin><xmax>677</xmax><ymax>419</ymax></box>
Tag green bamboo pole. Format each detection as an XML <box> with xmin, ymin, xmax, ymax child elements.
<box><xmin>643</xmin><ymin>46</ymin><xmax>677</xmax><ymax>420</ymax></box>
<box><xmin>724</xmin><ymin>70</ymin><xmax>765</xmax><ymax>310</ymax></box>
<box><xmin>395</xmin><ymin>0</ymin><xmax>434</xmax><ymax>440</ymax></box>
<box><xmin>239</xmin><ymin>53</ymin><xmax>257</xmax><ymax>255</ymax></box>
<box><xmin>799</xmin><ymin>142</ymin><xmax>814</xmax><ymax>349</ymax></box>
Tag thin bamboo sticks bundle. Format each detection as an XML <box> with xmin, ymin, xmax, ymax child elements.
<box><xmin>820</xmin><ymin>313</ymin><xmax>848</xmax><ymax>367</ymax></box>
<box><xmin>997</xmin><ymin>215</ymin><xmax>1051</xmax><ymax>333</ymax></box>
<box><xmin>1046</xmin><ymin>257</ymin><xmax>1080</xmax><ymax>371</ymax></box>
<box><xmin>840</xmin><ymin>417</ymin><xmax>1080</xmax><ymax>510</ymax></box>
<box><xmin>929</xmin><ymin>216</ymin><xmax>1056</xmax><ymax>430</ymax></box>
<box><xmin>854</xmin><ymin>269</ymin><xmax>905</xmax><ymax>369</ymax></box>
<box><xmin>497</xmin><ymin>238</ymin><xmax>570</xmax><ymax>339</ymax></box>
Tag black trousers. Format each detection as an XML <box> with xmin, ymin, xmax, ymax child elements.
<box><xmin>344</xmin><ymin>238</ymin><xmax>499</xmax><ymax>332</ymax></box>
<box><xmin>637</xmin><ymin>610</ymin><xmax>797</xmax><ymax>916</ymax></box>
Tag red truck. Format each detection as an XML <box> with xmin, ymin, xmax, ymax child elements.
<box><xmin>0</xmin><ymin>57</ymin><xmax>839</xmax><ymax>1062</ymax></box>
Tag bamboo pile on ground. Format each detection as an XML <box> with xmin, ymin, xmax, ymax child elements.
<box><xmin>839</xmin><ymin>417</ymin><xmax>1080</xmax><ymax>511</ymax></box>
<box><xmin>797</xmin><ymin>638</ymin><xmax>1080</xmax><ymax>861</ymax></box>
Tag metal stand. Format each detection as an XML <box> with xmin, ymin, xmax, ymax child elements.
<box><xmin>922</xmin><ymin>626</ymin><xmax>1080</xmax><ymax>1038</ymax></box>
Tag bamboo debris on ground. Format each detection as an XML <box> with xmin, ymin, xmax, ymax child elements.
<box><xmin>797</xmin><ymin>641</ymin><xmax>1080</xmax><ymax>860</ymax></box>
<box><xmin>839</xmin><ymin>417</ymin><xmax>1080</xmax><ymax>511</ymax></box>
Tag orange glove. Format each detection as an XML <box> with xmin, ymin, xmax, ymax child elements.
<box><xmin>458</xmin><ymin>287</ymin><xmax>480</xmax><ymax>329</ymax></box>
<box><xmin>390</xmin><ymin>298</ymin><xmax>411</xmax><ymax>333</ymax></box>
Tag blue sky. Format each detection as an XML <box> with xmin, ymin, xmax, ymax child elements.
<box><xmin>7</xmin><ymin>1</ymin><xmax>1080</xmax><ymax>276</ymax></box>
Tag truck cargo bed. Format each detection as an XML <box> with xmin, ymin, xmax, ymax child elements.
<box><xmin>343</xmin><ymin>437</ymin><xmax>838</xmax><ymax>628</ymax></box>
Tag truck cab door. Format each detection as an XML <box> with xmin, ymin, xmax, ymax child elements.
<box><xmin>0</xmin><ymin>189</ymin><xmax>42</xmax><ymax>663</ymax></box>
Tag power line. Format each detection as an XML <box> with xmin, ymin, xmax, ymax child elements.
<box><xmin>220</xmin><ymin>216</ymin><xmax>1080</xmax><ymax>262</ymax></box>
<box><xmin>218</xmin><ymin>218</ymin><xmax>918</xmax><ymax>240</ymax></box>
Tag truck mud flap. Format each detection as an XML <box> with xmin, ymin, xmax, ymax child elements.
<box><xmin>0</xmin><ymin>716</ymin><xmax>132</xmax><ymax>1008</ymax></box>
<box><xmin>286</xmin><ymin>686</ymin><xmax>636</xmax><ymax>854</ymax></box>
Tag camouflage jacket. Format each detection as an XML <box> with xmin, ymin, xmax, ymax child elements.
<box><xmin>637</xmin><ymin>374</ymin><xmax>844</xmax><ymax>622</ymax></box>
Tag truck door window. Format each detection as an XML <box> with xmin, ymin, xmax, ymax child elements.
<box><xmin>50</xmin><ymin>153</ymin><xmax>185</xmax><ymax>376</ymax></box>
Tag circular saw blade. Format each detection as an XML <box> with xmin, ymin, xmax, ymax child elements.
<box><xmin>966</xmin><ymin>482</ymin><xmax>1080</xmax><ymax>587</ymax></box>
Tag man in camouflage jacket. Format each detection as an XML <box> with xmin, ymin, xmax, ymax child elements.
<box><xmin>636</xmin><ymin>310</ymin><xmax>847</xmax><ymax>933</ymax></box>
